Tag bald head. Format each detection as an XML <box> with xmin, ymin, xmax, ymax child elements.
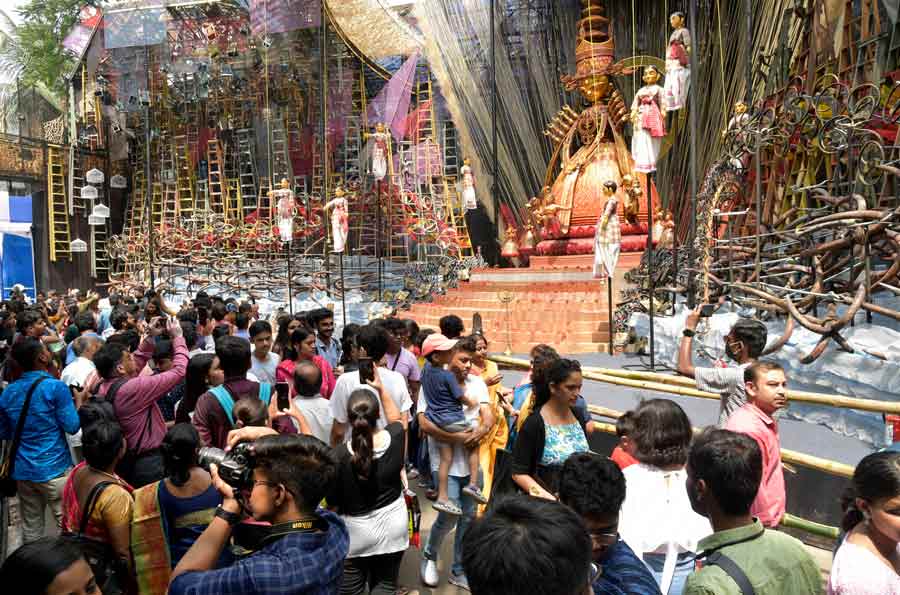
<box><xmin>294</xmin><ymin>360</ymin><xmax>323</xmax><ymax>398</ymax></box>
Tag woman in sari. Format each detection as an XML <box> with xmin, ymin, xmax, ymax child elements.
<box><xmin>60</xmin><ymin>420</ymin><xmax>134</xmax><ymax>591</ymax></box>
<box><xmin>276</xmin><ymin>327</ymin><xmax>336</xmax><ymax>399</ymax></box>
<box><xmin>470</xmin><ymin>333</ymin><xmax>509</xmax><ymax>505</ymax></box>
<box><xmin>131</xmin><ymin>424</ymin><xmax>230</xmax><ymax>595</ymax></box>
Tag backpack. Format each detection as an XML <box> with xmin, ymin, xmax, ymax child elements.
<box><xmin>210</xmin><ymin>383</ymin><xmax>272</xmax><ymax>426</ymax></box>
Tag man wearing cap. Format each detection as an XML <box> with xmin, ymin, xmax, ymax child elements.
<box><xmin>677</xmin><ymin>307</ymin><xmax>769</xmax><ymax>426</ymax></box>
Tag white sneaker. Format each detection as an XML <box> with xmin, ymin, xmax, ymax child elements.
<box><xmin>420</xmin><ymin>558</ymin><xmax>439</xmax><ymax>588</ymax></box>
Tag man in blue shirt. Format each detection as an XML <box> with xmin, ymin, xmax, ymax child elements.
<box><xmin>169</xmin><ymin>432</ymin><xmax>349</xmax><ymax>594</ymax></box>
<box><xmin>310</xmin><ymin>308</ymin><xmax>342</xmax><ymax>369</ymax></box>
<box><xmin>559</xmin><ymin>452</ymin><xmax>663</xmax><ymax>595</ymax></box>
<box><xmin>0</xmin><ymin>337</ymin><xmax>80</xmax><ymax>543</ymax></box>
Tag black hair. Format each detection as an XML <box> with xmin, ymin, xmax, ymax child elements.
<box><xmin>235</xmin><ymin>312</ymin><xmax>250</xmax><ymax>331</ymax></box>
<box><xmin>15</xmin><ymin>309</ymin><xmax>41</xmax><ymax>334</ymax></box>
<box><xmin>340</xmin><ymin>324</ymin><xmax>361</xmax><ymax>366</ymax></box>
<box><xmin>177</xmin><ymin>353</ymin><xmax>217</xmax><ymax>423</ymax></box>
<box><xmin>356</xmin><ymin>324</ymin><xmax>390</xmax><ymax>362</ymax></box>
<box><xmin>744</xmin><ymin>360</ymin><xmax>785</xmax><ymax>384</ymax></box>
<box><xmin>162</xmin><ymin>423</ymin><xmax>200</xmax><ymax>487</ymax></box>
<box><xmin>0</xmin><ymin>536</ymin><xmax>88</xmax><ymax>594</ymax></box>
<box><xmin>82</xmin><ymin>420</ymin><xmax>125</xmax><ymax>470</ymax></box>
<box><xmin>439</xmin><ymin>314</ymin><xmax>464</xmax><ymax>339</ymax></box>
<box><xmin>74</xmin><ymin>311</ymin><xmax>97</xmax><ymax>333</ymax></box>
<box><xmin>211</xmin><ymin>302</ymin><xmax>227</xmax><ymax>322</ymax></box>
<box><xmin>688</xmin><ymin>428</ymin><xmax>762</xmax><ymax>516</ymax></box>
<box><xmin>455</xmin><ymin>335</ymin><xmax>478</xmax><ymax>354</ymax></box>
<box><xmin>603</xmin><ymin>180</ymin><xmax>618</xmax><ymax>192</ymax></box>
<box><xmin>472</xmin><ymin>331</ymin><xmax>490</xmax><ymax>347</ymax></box>
<box><xmin>347</xmin><ymin>389</ymin><xmax>379</xmax><ymax>480</ymax></box>
<box><xmin>630</xmin><ymin>399</ymin><xmax>694</xmax><ymax>468</ymax></box>
<box><xmin>732</xmin><ymin>319</ymin><xmax>768</xmax><ymax>359</ymax></box>
<box><xmin>107</xmin><ymin>329</ymin><xmax>140</xmax><ymax>353</ymax></box>
<box><xmin>253</xmin><ymin>434</ymin><xmax>338</xmax><ymax>513</ymax></box>
<box><xmin>12</xmin><ymin>337</ymin><xmax>45</xmax><ymax>372</ymax></box>
<box><xmin>403</xmin><ymin>319</ymin><xmax>420</xmax><ymax>342</ymax></box>
<box><xmin>841</xmin><ymin>451</ymin><xmax>900</xmax><ymax>532</ymax></box>
<box><xmin>180</xmin><ymin>320</ymin><xmax>199</xmax><ymax>351</ymax></box>
<box><xmin>462</xmin><ymin>495</ymin><xmax>592</xmax><ymax>595</ymax></box>
<box><xmin>233</xmin><ymin>397</ymin><xmax>269</xmax><ymax>428</ymax></box>
<box><xmin>307</xmin><ymin>308</ymin><xmax>334</xmax><ymax>327</ymax></box>
<box><xmin>215</xmin><ymin>336</ymin><xmax>251</xmax><ymax>378</ymax></box>
<box><xmin>153</xmin><ymin>339</ymin><xmax>174</xmax><ymax>364</ymax></box>
<box><xmin>287</xmin><ymin>327</ymin><xmax>316</xmax><ymax>361</ymax></box>
<box><xmin>177</xmin><ymin>308</ymin><xmax>199</xmax><ymax>324</ymax></box>
<box><xmin>559</xmin><ymin>452</ymin><xmax>626</xmax><ymax>518</ymax></box>
<box><xmin>533</xmin><ymin>358</ymin><xmax>581</xmax><ymax>410</ymax></box>
<box><xmin>78</xmin><ymin>397</ymin><xmax>117</xmax><ymax>433</ymax></box>
<box><xmin>615</xmin><ymin>410</ymin><xmax>636</xmax><ymax>437</ymax></box>
<box><xmin>238</xmin><ymin>301</ymin><xmax>252</xmax><ymax>314</ymax></box>
<box><xmin>212</xmin><ymin>323</ymin><xmax>231</xmax><ymax>343</ymax></box>
<box><xmin>109</xmin><ymin>307</ymin><xmax>131</xmax><ymax>331</ymax></box>
<box><xmin>93</xmin><ymin>343</ymin><xmax>126</xmax><ymax>380</ymax></box>
<box><xmin>378</xmin><ymin>317</ymin><xmax>407</xmax><ymax>335</ymax></box>
<box><xmin>249</xmin><ymin>320</ymin><xmax>272</xmax><ymax>339</ymax></box>
<box><xmin>294</xmin><ymin>360</ymin><xmax>323</xmax><ymax>397</ymax></box>
<box><xmin>414</xmin><ymin>328</ymin><xmax>435</xmax><ymax>350</ymax></box>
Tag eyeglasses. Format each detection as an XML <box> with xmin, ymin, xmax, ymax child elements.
<box><xmin>589</xmin><ymin>530</ymin><xmax>619</xmax><ymax>547</ymax></box>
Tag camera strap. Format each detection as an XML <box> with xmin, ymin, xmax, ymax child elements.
<box><xmin>259</xmin><ymin>516</ymin><xmax>329</xmax><ymax>547</ymax></box>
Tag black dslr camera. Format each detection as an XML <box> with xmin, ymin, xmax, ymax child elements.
<box><xmin>198</xmin><ymin>443</ymin><xmax>255</xmax><ymax>490</ymax></box>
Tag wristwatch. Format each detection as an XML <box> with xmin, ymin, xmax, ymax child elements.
<box><xmin>682</xmin><ymin>328</ymin><xmax>696</xmax><ymax>338</ymax></box>
<box><xmin>215</xmin><ymin>505</ymin><xmax>241</xmax><ymax>527</ymax></box>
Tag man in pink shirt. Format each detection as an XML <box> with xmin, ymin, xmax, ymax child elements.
<box><xmin>94</xmin><ymin>317</ymin><xmax>188</xmax><ymax>488</ymax></box>
<box><xmin>724</xmin><ymin>361</ymin><xmax>787</xmax><ymax>528</ymax></box>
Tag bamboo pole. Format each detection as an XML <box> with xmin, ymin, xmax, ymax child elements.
<box><xmin>490</xmin><ymin>355</ymin><xmax>900</xmax><ymax>415</ymax></box>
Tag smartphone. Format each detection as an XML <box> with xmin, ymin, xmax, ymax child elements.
<box><xmin>699</xmin><ymin>303</ymin><xmax>717</xmax><ymax>318</ymax></box>
<box><xmin>358</xmin><ymin>357</ymin><xmax>375</xmax><ymax>384</ymax></box>
<box><xmin>275</xmin><ymin>382</ymin><xmax>290</xmax><ymax>411</ymax></box>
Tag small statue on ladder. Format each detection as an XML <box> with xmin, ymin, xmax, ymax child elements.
<box><xmin>323</xmin><ymin>185</ymin><xmax>349</xmax><ymax>254</ymax></box>
<box><xmin>620</xmin><ymin>174</ymin><xmax>642</xmax><ymax>227</ymax></box>
<box><xmin>461</xmin><ymin>158</ymin><xmax>478</xmax><ymax>210</ymax></box>
<box><xmin>269</xmin><ymin>178</ymin><xmax>295</xmax><ymax>243</ymax></box>
<box><xmin>367</xmin><ymin>122</ymin><xmax>390</xmax><ymax>182</ymax></box>
<box><xmin>630</xmin><ymin>65</ymin><xmax>667</xmax><ymax>173</ymax></box>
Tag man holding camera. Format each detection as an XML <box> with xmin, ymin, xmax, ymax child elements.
<box><xmin>677</xmin><ymin>307</ymin><xmax>768</xmax><ymax>426</ymax></box>
<box><xmin>168</xmin><ymin>434</ymin><xmax>349</xmax><ymax>595</ymax></box>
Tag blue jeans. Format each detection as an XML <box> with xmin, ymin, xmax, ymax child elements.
<box><xmin>423</xmin><ymin>473</ymin><xmax>474</xmax><ymax>576</ymax></box>
<box><xmin>642</xmin><ymin>552</ymin><xmax>695</xmax><ymax>595</ymax></box>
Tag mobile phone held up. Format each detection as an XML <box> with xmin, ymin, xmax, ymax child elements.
<box><xmin>275</xmin><ymin>383</ymin><xmax>291</xmax><ymax>411</ymax></box>
<box><xmin>358</xmin><ymin>357</ymin><xmax>375</xmax><ymax>384</ymax></box>
<box><xmin>699</xmin><ymin>303</ymin><xmax>717</xmax><ymax>318</ymax></box>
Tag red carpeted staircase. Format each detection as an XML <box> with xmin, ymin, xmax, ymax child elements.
<box><xmin>407</xmin><ymin>253</ymin><xmax>642</xmax><ymax>354</ymax></box>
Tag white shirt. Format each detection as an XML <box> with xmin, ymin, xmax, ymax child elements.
<box><xmin>694</xmin><ymin>362</ymin><xmax>752</xmax><ymax>426</ymax></box>
<box><xmin>417</xmin><ymin>375</ymin><xmax>489</xmax><ymax>478</ymax></box>
<box><xmin>293</xmin><ymin>395</ymin><xmax>334</xmax><ymax>444</ymax></box>
<box><xmin>61</xmin><ymin>357</ymin><xmax>96</xmax><ymax>388</ymax></box>
<box><xmin>330</xmin><ymin>368</ymin><xmax>412</xmax><ymax>439</ymax></box>
<box><xmin>618</xmin><ymin>463</ymin><xmax>711</xmax><ymax>592</ymax></box>
<box><xmin>250</xmin><ymin>351</ymin><xmax>280</xmax><ymax>385</ymax></box>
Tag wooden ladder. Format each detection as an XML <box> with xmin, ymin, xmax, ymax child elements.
<box><xmin>207</xmin><ymin>138</ymin><xmax>225</xmax><ymax>214</ymax></box>
<box><xmin>47</xmin><ymin>145</ymin><xmax>71</xmax><ymax>262</ymax></box>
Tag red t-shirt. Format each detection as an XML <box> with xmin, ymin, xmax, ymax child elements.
<box><xmin>610</xmin><ymin>445</ymin><xmax>638</xmax><ymax>470</ymax></box>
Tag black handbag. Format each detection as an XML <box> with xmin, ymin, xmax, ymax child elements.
<box><xmin>62</xmin><ymin>481</ymin><xmax>132</xmax><ymax>595</ymax></box>
<box><xmin>0</xmin><ymin>377</ymin><xmax>48</xmax><ymax>497</ymax></box>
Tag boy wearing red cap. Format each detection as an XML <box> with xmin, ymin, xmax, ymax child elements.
<box><xmin>421</xmin><ymin>333</ymin><xmax>487</xmax><ymax>515</ymax></box>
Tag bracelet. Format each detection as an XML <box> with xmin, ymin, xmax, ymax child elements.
<box><xmin>682</xmin><ymin>329</ymin><xmax>696</xmax><ymax>338</ymax></box>
<box><xmin>215</xmin><ymin>505</ymin><xmax>241</xmax><ymax>527</ymax></box>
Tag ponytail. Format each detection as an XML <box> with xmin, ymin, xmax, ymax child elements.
<box><xmin>840</xmin><ymin>486</ymin><xmax>865</xmax><ymax>533</ymax></box>
<box><xmin>346</xmin><ymin>389</ymin><xmax>380</xmax><ymax>481</ymax></box>
<box><xmin>840</xmin><ymin>451</ymin><xmax>900</xmax><ymax>532</ymax></box>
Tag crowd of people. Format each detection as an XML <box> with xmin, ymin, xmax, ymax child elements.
<box><xmin>0</xmin><ymin>286</ymin><xmax>895</xmax><ymax>595</ymax></box>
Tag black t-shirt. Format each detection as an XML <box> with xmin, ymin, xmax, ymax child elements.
<box><xmin>329</xmin><ymin>421</ymin><xmax>405</xmax><ymax>516</ymax></box>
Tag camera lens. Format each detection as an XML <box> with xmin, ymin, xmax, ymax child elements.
<box><xmin>197</xmin><ymin>446</ymin><xmax>227</xmax><ymax>471</ymax></box>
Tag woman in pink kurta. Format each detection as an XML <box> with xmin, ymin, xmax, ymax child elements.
<box><xmin>275</xmin><ymin>327</ymin><xmax>336</xmax><ymax>399</ymax></box>
<box><xmin>829</xmin><ymin>451</ymin><xmax>900</xmax><ymax>595</ymax></box>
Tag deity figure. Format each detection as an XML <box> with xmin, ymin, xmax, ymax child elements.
<box><xmin>461</xmin><ymin>158</ymin><xmax>478</xmax><ymax>210</ymax></box>
<box><xmin>653</xmin><ymin>208</ymin><xmax>675</xmax><ymax>249</ymax></box>
<box><xmin>500</xmin><ymin>223</ymin><xmax>520</xmax><ymax>261</ymax></box>
<box><xmin>664</xmin><ymin>11</ymin><xmax>692</xmax><ymax>111</ymax></box>
<box><xmin>621</xmin><ymin>174</ymin><xmax>642</xmax><ymax>226</ymax></box>
<box><xmin>631</xmin><ymin>65</ymin><xmax>666</xmax><ymax>173</ymax></box>
<box><xmin>268</xmin><ymin>178</ymin><xmax>295</xmax><ymax>243</ymax></box>
<box><xmin>593</xmin><ymin>180</ymin><xmax>621</xmax><ymax>281</ymax></box>
<box><xmin>323</xmin><ymin>185</ymin><xmax>349</xmax><ymax>254</ymax></box>
<box><xmin>366</xmin><ymin>122</ymin><xmax>390</xmax><ymax>182</ymax></box>
<box><xmin>546</xmin><ymin>0</ymin><xmax>634</xmax><ymax>237</ymax></box>
<box><xmin>724</xmin><ymin>101</ymin><xmax>750</xmax><ymax>135</ymax></box>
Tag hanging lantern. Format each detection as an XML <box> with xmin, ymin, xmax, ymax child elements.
<box><xmin>91</xmin><ymin>203</ymin><xmax>110</xmax><ymax>219</ymax></box>
<box><xmin>70</xmin><ymin>238</ymin><xmax>88</xmax><ymax>253</ymax></box>
<box><xmin>88</xmin><ymin>215</ymin><xmax>105</xmax><ymax>226</ymax></box>
<box><xmin>85</xmin><ymin>168</ymin><xmax>104</xmax><ymax>184</ymax></box>
<box><xmin>81</xmin><ymin>185</ymin><xmax>98</xmax><ymax>200</ymax></box>
<box><xmin>110</xmin><ymin>175</ymin><xmax>127</xmax><ymax>189</ymax></box>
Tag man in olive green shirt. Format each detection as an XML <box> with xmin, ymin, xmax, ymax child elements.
<box><xmin>684</xmin><ymin>428</ymin><xmax>823</xmax><ymax>595</ymax></box>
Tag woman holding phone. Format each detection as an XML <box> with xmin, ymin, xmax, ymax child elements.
<box><xmin>276</xmin><ymin>327</ymin><xmax>336</xmax><ymax>398</ymax></box>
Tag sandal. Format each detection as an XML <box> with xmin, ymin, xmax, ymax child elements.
<box><xmin>462</xmin><ymin>484</ymin><xmax>489</xmax><ymax>504</ymax></box>
<box><xmin>433</xmin><ymin>499</ymin><xmax>463</xmax><ymax>516</ymax></box>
